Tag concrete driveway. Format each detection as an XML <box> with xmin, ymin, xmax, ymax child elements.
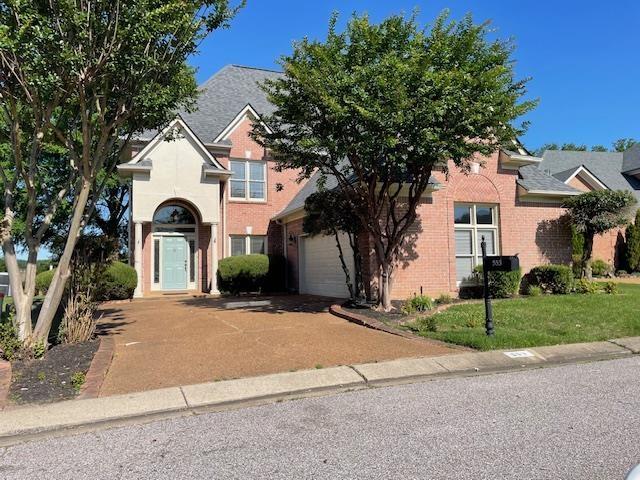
<box><xmin>97</xmin><ymin>295</ymin><xmax>457</xmax><ymax>396</ymax></box>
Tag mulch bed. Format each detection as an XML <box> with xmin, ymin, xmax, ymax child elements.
<box><xmin>9</xmin><ymin>339</ymin><xmax>99</xmax><ymax>405</ymax></box>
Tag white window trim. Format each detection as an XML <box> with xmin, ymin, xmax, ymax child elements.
<box><xmin>454</xmin><ymin>204</ymin><xmax>500</xmax><ymax>286</ymax></box>
<box><xmin>229</xmin><ymin>159</ymin><xmax>267</xmax><ymax>202</ymax></box>
<box><xmin>151</xmin><ymin>230</ymin><xmax>198</xmax><ymax>291</ymax></box>
<box><xmin>228</xmin><ymin>235</ymin><xmax>268</xmax><ymax>256</ymax></box>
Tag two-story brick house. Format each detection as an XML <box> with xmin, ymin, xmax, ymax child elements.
<box><xmin>119</xmin><ymin>65</ymin><xmax>640</xmax><ymax>299</ymax></box>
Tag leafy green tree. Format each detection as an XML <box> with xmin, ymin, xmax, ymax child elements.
<box><xmin>625</xmin><ymin>209</ymin><xmax>640</xmax><ymax>272</ymax></box>
<box><xmin>591</xmin><ymin>145</ymin><xmax>608</xmax><ymax>152</ymax></box>
<box><xmin>303</xmin><ymin>187</ymin><xmax>364</xmax><ymax>301</ymax></box>
<box><xmin>613</xmin><ymin>138</ymin><xmax>638</xmax><ymax>152</ymax></box>
<box><xmin>563</xmin><ymin>190</ymin><xmax>636</xmax><ymax>279</ymax></box>
<box><xmin>253</xmin><ymin>12</ymin><xmax>535</xmax><ymax>310</ymax></box>
<box><xmin>0</xmin><ymin>0</ymin><xmax>243</xmax><ymax>345</ymax></box>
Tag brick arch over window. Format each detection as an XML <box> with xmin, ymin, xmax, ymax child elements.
<box><xmin>449</xmin><ymin>173</ymin><xmax>501</xmax><ymax>203</ymax></box>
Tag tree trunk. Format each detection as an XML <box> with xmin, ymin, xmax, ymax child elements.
<box><xmin>581</xmin><ymin>233</ymin><xmax>594</xmax><ymax>280</ymax></box>
<box><xmin>349</xmin><ymin>232</ymin><xmax>364</xmax><ymax>301</ymax></box>
<box><xmin>33</xmin><ymin>179</ymin><xmax>91</xmax><ymax>343</ymax></box>
<box><xmin>333</xmin><ymin>229</ymin><xmax>355</xmax><ymax>300</ymax></box>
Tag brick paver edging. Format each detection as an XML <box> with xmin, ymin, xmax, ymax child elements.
<box><xmin>0</xmin><ymin>360</ymin><xmax>11</xmax><ymax>409</ymax></box>
<box><xmin>78</xmin><ymin>336</ymin><xmax>115</xmax><ymax>400</ymax></box>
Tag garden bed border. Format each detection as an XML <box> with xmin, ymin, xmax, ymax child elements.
<box><xmin>78</xmin><ymin>336</ymin><xmax>115</xmax><ymax>400</ymax></box>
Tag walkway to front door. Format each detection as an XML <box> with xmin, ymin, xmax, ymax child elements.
<box><xmin>96</xmin><ymin>295</ymin><xmax>458</xmax><ymax>396</ymax></box>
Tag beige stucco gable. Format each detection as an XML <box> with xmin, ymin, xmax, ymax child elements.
<box><xmin>120</xmin><ymin>118</ymin><xmax>230</xmax><ymax>224</ymax></box>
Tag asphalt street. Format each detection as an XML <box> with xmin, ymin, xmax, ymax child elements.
<box><xmin>1</xmin><ymin>356</ymin><xmax>639</xmax><ymax>479</ymax></box>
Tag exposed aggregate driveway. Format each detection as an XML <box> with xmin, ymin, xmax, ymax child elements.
<box><xmin>96</xmin><ymin>294</ymin><xmax>455</xmax><ymax>396</ymax></box>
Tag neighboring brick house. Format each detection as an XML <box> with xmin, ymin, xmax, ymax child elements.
<box><xmin>118</xmin><ymin>64</ymin><xmax>640</xmax><ymax>299</ymax></box>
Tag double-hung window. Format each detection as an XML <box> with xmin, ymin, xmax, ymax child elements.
<box><xmin>230</xmin><ymin>235</ymin><xmax>266</xmax><ymax>256</ymax></box>
<box><xmin>230</xmin><ymin>160</ymin><xmax>266</xmax><ymax>201</ymax></box>
<box><xmin>454</xmin><ymin>204</ymin><xmax>499</xmax><ymax>283</ymax></box>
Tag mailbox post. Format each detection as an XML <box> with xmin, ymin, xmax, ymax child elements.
<box><xmin>480</xmin><ymin>236</ymin><xmax>520</xmax><ymax>337</ymax></box>
<box><xmin>480</xmin><ymin>237</ymin><xmax>494</xmax><ymax>336</ymax></box>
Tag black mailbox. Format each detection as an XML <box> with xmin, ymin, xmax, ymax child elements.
<box><xmin>483</xmin><ymin>255</ymin><xmax>520</xmax><ymax>272</ymax></box>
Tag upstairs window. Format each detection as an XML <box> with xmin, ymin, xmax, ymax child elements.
<box><xmin>230</xmin><ymin>160</ymin><xmax>266</xmax><ymax>201</ymax></box>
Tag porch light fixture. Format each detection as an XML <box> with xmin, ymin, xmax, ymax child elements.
<box><xmin>288</xmin><ymin>234</ymin><xmax>297</xmax><ymax>245</ymax></box>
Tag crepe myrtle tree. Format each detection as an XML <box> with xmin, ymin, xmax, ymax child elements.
<box><xmin>303</xmin><ymin>185</ymin><xmax>364</xmax><ymax>302</ymax></box>
<box><xmin>0</xmin><ymin>0</ymin><xmax>243</xmax><ymax>346</ymax></box>
<box><xmin>564</xmin><ymin>190</ymin><xmax>637</xmax><ymax>280</ymax></box>
<box><xmin>252</xmin><ymin>11</ymin><xmax>535</xmax><ymax>310</ymax></box>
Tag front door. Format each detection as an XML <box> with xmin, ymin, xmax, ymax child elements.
<box><xmin>162</xmin><ymin>236</ymin><xmax>188</xmax><ymax>290</ymax></box>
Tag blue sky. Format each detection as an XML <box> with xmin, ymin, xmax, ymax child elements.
<box><xmin>191</xmin><ymin>0</ymin><xmax>640</xmax><ymax>152</ymax></box>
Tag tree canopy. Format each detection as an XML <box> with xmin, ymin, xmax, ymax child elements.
<box><xmin>253</xmin><ymin>11</ymin><xmax>535</xmax><ymax>309</ymax></box>
<box><xmin>0</xmin><ymin>0</ymin><xmax>243</xmax><ymax>345</ymax></box>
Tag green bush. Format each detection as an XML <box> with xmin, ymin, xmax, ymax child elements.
<box><xmin>35</xmin><ymin>269</ymin><xmax>55</xmax><ymax>296</ymax></box>
<box><xmin>526</xmin><ymin>285</ymin><xmax>542</xmax><ymax>297</ymax></box>
<box><xmin>625</xmin><ymin>209</ymin><xmax>640</xmax><ymax>272</ymax></box>
<box><xmin>603</xmin><ymin>281</ymin><xmax>618</xmax><ymax>295</ymax></box>
<box><xmin>401</xmin><ymin>295</ymin><xmax>434</xmax><ymax>315</ymax></box>
<box><xmin>97</xmin><ymin>261</ymin><xmax>137</xmax><ymax>300</ymax></box>
<box><xmin>0</xmin><ymin>319</ymin><xmax>21</xmax><ymax>361</ymax></box>
<box><xmin>575</xmin><ymin>278</ymin><xmax>598</xmax><ymax>294</ymax></box>
<box><xmin>528</xmin><ymin>265</ymin><xmax>574</xmax><ymax>294</ymax></box>
<box><xmin>217</xmin><ymin>254</ymin><xmax>285</xmax><ymax>294</ymax></box>
<box><xmin>474</xmin><ymin>265</ymin><xmax>522</xmax><ymax>298</ymax></box>
<box><xmin>435</xmin><ymin>293</ymin><xmax>453</xmax><ymax>305</ymax></box>
<box><xmin>591</xmin><ymin>259</ymin><xmax>611</xmax><ymax>277</ymax></box>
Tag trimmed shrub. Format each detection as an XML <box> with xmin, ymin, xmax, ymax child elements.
<box><xmin>625</xmin><ymin>209</ymin><xmax>640</xmax><ymax>272</ymax></box>
<box><xmin>217</xmin><ymin>254</ymin><xmax>285</xmax><ymax>294</ymax></box>
<box><xmin>474</xmin><ymin>265</ymin><xmax>522</xmax><ymax>299</ymax></box>
<box><xmin>97</xmin><ymin>261</ymin><xmax>137</xmax><ymax>300</ymax></box>
<box><xmin>591</xmin><ymin>259</ymin><xmax>611</xmax><ymax>277</ymax></box>
<box><xmin>401</xmin><ymin>295</ymin><xmax>433</xmax><ymax>315</ymax></box>
<box><xmin>35</xmin><ymin>269</ymin><xmax>54</xmax><ymax>296</ymax></box>
<box><xmin>528</xmin><ymin>265</ymin><xmax>574</xmax><ymax>294</ymax></box>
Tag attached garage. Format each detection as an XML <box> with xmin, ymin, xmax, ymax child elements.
<box><xmin>299</xmin><ymin>233</ymin><xmax>354</xmax><ymax>298</ymax></box>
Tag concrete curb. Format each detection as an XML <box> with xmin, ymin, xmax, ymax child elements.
<box><xmin>0</xmin><ymin>360</ymin><xmax>10</xmax><ymax>410</ymax></box>
<box><xmin>0</xmin><ymin>338</ymin><xmax>637</xmax><ymax>445</ymax></box>
<box><xmin>78</xmin><ymin>336</ymin><xmax>115</xmax><ymax>400</ymax></box>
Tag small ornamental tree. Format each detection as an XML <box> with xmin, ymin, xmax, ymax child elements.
<box><xmin>625</xmin><ymin>209</ymin><xmax>640</xmax><ymax>272</ymax></box>
<box><xmin>0</xmin><ymin>0</ymin><xmax>243</xmax><ymax>345</ymax></box>
<box><xmin>303</xmin><ymin>186</ymin><xmax>364</xmax><ymax>301</ymax></box>
<box><xmin>563</xmin><ymin>190</ymin><xmax>636</xmax><ymax>279</ymax></box>
<box><xmin>253</xmin><ymin>12</ymin><xmax>535</xmax><ymax>310</ymax></box>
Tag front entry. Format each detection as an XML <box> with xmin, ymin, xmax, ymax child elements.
<box><xmin>162</xmin><ymin>236</ymin><xmax>188</xmax><ymax>290</ymax></box>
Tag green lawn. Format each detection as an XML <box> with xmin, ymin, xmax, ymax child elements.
<box><xmin>407</xmin><ymin>283</ymin><xmax>640</xmax><ymax>351</ymax></box>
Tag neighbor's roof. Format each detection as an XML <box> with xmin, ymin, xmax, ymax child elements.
<box><xmin>539</xmin><ymin>149</ymin><xmax>640</xmax><ymax>200</ymax></box>
<box><xmin>138</xmin><ymin>65</ymin><xmax>283</xmax><ymax>143</ymax></box>
<box><xmin>517</xmin><ymin>164</ymin><xmax>580</xmax><ymax>194</ymax></box>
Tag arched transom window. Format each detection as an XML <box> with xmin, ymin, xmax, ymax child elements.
<box><xmin>153</xmin><ymin>205</ymin><xmax>196</xmax><ymax>225</ymax></box>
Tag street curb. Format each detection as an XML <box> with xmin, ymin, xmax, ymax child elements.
<box><xmin>0</xmin><ymin>338</ymin><xmax>637</xmax><ymax>445</ymax></box>
<box><xmin>78</xmin><ymin>336</ymin><xmax>115</xmax><ymax>400</ymax></box>
<box><xmin>0</xmin><ymin>360</ymin><xmax>10</xmax><ymax>410</ymax></box>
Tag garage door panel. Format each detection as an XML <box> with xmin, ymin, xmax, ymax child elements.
<box><xmin>300</xmin><ymin>233</ymin><xmax>354</xmax><ymax>298</ymax></box>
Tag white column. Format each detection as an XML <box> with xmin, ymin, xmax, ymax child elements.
<box><xmin>133</xmin><ymin>222</ymin><xmax>143</xmax><ymax>298</ymax></box>
<box><xmin>210</xmin><ymin>223</ymin><xmax>220</xmax><ymax>294</ymax></box>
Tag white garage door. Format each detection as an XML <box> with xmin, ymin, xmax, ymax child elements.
<box><xmin>299</xmin><ymin>233</ymin><xmax>355</xmax><ymax>298</ymax></box>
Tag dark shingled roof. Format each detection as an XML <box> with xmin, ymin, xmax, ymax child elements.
<box><xmin>622</xmin><ymin>143</ymin><xmax>640</xmax><ymax>173</ymax></box>
<box><xmin>138</xmin><ymin>65</ymin><xmax>283</xmax><ymax>142</ymax></box>
<box><xmin>517</xmin><ymin>164</ymin><xmax>580</xmax><ymax>194</ymax></box>
<box><xmin>539</xmin><ymin>150</ymin><xmax>640</xmax><ymax>200</ymax></box>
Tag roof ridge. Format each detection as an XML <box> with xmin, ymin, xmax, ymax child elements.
<box><xmin>230</xmin><ymin>64</ymin><xmax>283</xmax><ymax>74</ymax></box>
